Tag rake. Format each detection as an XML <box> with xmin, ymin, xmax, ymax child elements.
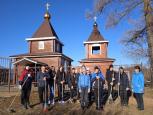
<box><xmin>7</xmin><ymin>76</ymin><xmax>29</xmax><ymax>113</ymax></box>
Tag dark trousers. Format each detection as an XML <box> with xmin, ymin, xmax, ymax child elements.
<box><xmin>134</xmin><ymin>93</ymin><xmax>144</xmax><ymax>110</ymax></box>
<box><xmin>21</xmin><ymin>88</ymin><xmax>31</xmax><ymax>106</ymax></box>
<box><xmin>94</xmin><ymin>88</ymin><xmax>103</xmax><ymax>108</ymax></box>
<box><xmin>80</xmin><ymin>87</ymin><xmax>88</xmax><ymax>107</ymax></box>
<box><xmin>58</xmin><ymin>84</ymin><xmax>64</xmax><ymax>101</ymax></box>
<box><xmin>120</xmin><ymin>89</ymin><xmax>128</xmax><ymax>106</ymax></box>
<box><xmin>70</xmin><ymin>87</ymin><xmax>77</xmax><ymax>98</ymax></box>
<box><xmin>108</xmin><ymin>85</ymin><xmax>117</xmax><ymax>101</ymax></box>
<box><xmin>38</xmin><ymin>87</ymin><xmax>48</xmax><ymax>104</ymax></box>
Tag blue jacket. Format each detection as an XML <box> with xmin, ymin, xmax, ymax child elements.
<box><xmin>92</xmin><ymin>72</ymin><xmax>105</xmax><ymax>80</ymax></box>
<box><xmin>91</xmin><ymin>72</ymin><xmax>105</xmax><ymax>88</ymax></box>
<box><xmin>132</xmin><ymin>72</ymin><xmax>144</xmax><ymax>93</ymax></box>
<box><xmin>78</xmin><ymin>73</ymin><xmax>90</xmax><ymax>89</ymax></box>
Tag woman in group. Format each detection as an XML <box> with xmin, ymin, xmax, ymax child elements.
<box><xmin>56</xmin><ymin>66</ymin><xmax>66</xmax><ymax>103</ymax></box>
<box><xmin>19</xmin><ymin>65</ymin><xmax>33</xmax><ymax>109</ymax></box>
<box><xmin>106</xmin><ymin>65</ymin><xmax>118</xmax><ymax>102</ymax></box>
<box><xmin>118</xmin><ymin>67</ymin><xmax>130</xmax><ymax>106</ymax></box>
<box><xmin>132</xmin><ymin>66</ymin><xmax>144</xmax><ymax>110</ymax></box>
<box><xmin>67</xmin><ymin>67</ymin><xmax>78</xmax><ymax>102</ymax></box>
<box><xmin>78</xmin><ymin>65</ymin><xmax>90</xmax><ymax>109</ymax></box>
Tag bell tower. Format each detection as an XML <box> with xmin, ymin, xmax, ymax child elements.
<box><xmin>80</xmin><ymin>17</ymin><xmax>115</xmax><ymax>75</ymax></box>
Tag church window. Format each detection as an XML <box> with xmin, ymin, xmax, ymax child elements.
<box><xmin>38</xmin><ymin>41</ymin><xmax>44</xmax><ymax>49</ymax></box>
<box><xmin>92</xmin><ymin>46</ymin><xmax>100</xmax><ymax>54</ymax></box>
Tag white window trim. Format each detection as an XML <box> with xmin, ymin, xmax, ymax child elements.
<box><xmin>84</xmin><ymin>41</ymin><xmax>109</xmax><ymax>44</ymax></box>
<box><xmin>38</xmin><ymin>41</ymin><xmax>44</xmax><ymax>50</ymax></box>
<box><xmin>91</xmin><ymin>44</ymin><xmax>101</xmax><ymax>55</ymax></box>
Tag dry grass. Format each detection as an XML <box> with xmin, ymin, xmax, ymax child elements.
<box><xmin>0</xmin><ymin>87</ymin><xmax>153</xmax><ymax>115</ymax></box>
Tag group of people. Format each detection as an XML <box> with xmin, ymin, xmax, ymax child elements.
<box><xmin>18</xmin><ymin>64</ymin><xmax>144</xmax><ymax>111</ymax></box>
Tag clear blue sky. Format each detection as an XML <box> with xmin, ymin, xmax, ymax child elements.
<box><xmin>0</xmin><ymin>0</ymin><xmax>136</xmax><ymax>66</ymax></box>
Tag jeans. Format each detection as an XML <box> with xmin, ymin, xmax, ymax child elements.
<box><xmin>80</xmin><ymin>87</ymin><xmax>89</xmax><ymax>107</ymax></box>
<box><xmin>48</xmin><ymin>82</ymin><xmax>54</xmax><ymax>102</ymax></box>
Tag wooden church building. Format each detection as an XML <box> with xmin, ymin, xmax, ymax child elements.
<box><xmin>10</xmin><ymin>5</ymin><xmax>73</xmax><ymax>83</ymax></box>
<box><xmin>80</xmin><ymin>18</ymin><xmax>115</xmax><ymax>75</ymax></box>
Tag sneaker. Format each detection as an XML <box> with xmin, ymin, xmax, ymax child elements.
<box><xmin>27</xmin><ymin>104</ymin><xmax>32</xmax><ymax>109</ymax></box>
<box><xmin>58</xmin><ymin>101</ymin><xmax>61</xmax><ymax>104</ymax></box>
<box><xmin>61</xmin><ymin>101</ymin><xmax>65</xmax><ymax>104</ymax></box>
<box><xmin>76</xmin><ymin>100</ymin><xmax>80</xmax><ymax>104</ymax></box>
<box><xmin>69</xmin><ymin>99</ymin><xmax>73</xmax><ymax>103</ymax></box>
<box><xmin>48</xmin><ymin>100</ymin><xmax>51</xmax><ymax>105</ymax></box>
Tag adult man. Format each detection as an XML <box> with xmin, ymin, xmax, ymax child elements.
<box><xmin>37</xmin><ymin>66</ymin><xmax>50</xmax><ymax>108</ymax></box>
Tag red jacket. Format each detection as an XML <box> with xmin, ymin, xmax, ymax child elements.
<box><xmin>19</xmin><ymin>69</ymin><xmax>28</xmax><ymax>81</ymax></box>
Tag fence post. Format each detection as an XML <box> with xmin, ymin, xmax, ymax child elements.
<box><xmin>8</xmin><ymin>58</ymin><xmax>12</xmax><ymax>92</ymax></box>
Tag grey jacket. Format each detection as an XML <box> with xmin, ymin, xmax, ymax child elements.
<box><xmin>37</xmin><ymin>71</ymin><xmax>50</xmax><ymax>87</ymax></box>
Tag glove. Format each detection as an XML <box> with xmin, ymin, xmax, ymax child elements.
<box><xmin>28</xmin><ymin>74</ymin><xmax>31</xmax><ymax>77</ymax></box>
<box><xmin>112</xmin><ymin>77</ymin><xmax>115</xmax><ymax>81</ymax></box>
<box><xmin>118</xmin><ymin>83</ymin><xmax>120</xmax><ymax>86</ymax></box>
<box><xmin>110</xmin><ymin>82</ymin><xmax>113</xmax><ymax>86</ymax></box>
<box><xmin>104</xmin><ymin>84</ymin><xmax>108</xmax><ymax>89</ymax></box>
<box><xmin>19</xmin><ymin>81</ymin><xmax>23</xmax><ymax>85</ymax></box>
<box><xmin>18</xmin><ymin>85</ymin><xmax>22</xmax><ymax>90</ymax></box>
<box><xmin>126</xmin><ymin>87</ymin><xmax>130</xmax><ymax>91</ymax></box>
<box><xmin>79</xmin><ymin>89</ymin><xmax>81</xmax><ymax>93</ymax></box>
<box><xmin>88</xmin><ymin>89</ymin><xmax>90</xmax><ymax>93</ymax></box>
<box><xmin>96</xmin><ymin>76</ymin><xmax>100</xmax><ymax>79</ymax></box>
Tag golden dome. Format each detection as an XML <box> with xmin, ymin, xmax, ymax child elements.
<box><xmin>44</xmin><ymin>12</ymin><xmax>50</xmax><ymax>19</ymax></box>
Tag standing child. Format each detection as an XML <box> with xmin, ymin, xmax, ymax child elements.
<box><xmin>132</xmin><ymin>66</ymin><xmax>144</xmax><ymax>110</ymax></box>
<box><xmin>118</xmin><ymin>67</ymin><xmax>130</xmax><ymax>106</ymax></box>
<box><xmin>67</xmin><ymin>67</ymin><xmax>78</xmax><ymax>102</ymax></box>
<box><xmin>106</xmin><ymin>65</ymin><xmax>118</xmax><ymax>102</ymax></box>
<box><xmin>92</xmin><ymin>66</ymin><xmax>105</xmax><ymax>110</ymax></box>
<box><xmin>56</xmin><ymin>66</ymin><xmax>66</xmax><ymax>103</ymax></box>
<box><xmin>78</xmin><ymin>66</ymin><xmax>90</xmax><ymax>109</ymax></box>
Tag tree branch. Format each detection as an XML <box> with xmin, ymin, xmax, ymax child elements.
<box><xmin>106</xmin><ymin>0</ymin><xmax>143</xmax><ymax>28</ymax></box>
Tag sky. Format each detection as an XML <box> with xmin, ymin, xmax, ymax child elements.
<box><xmin>0</xmin><ymin>0</ymin><xmax>137</xmax><ymax>66</ymax></box>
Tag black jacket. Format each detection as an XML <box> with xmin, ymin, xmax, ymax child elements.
<box><xmin>119</xmin><ymin>72</ymin><xmax>130</xmax><ymax>90</ymax></box>
<box><xmin>106</xmin><ymin>70</ymin><xmax>118</xmax><ymax>87</ymax></box>
<box><xmin>56</xmin><ymin>70</ymin><xmax>66</xmax><ymax>85</ymax></box>
<box><xmin>47</xmin><ymin>69</ymin><xmax>55</xmax><ymax>84</ymax></box>
<box><xmin>67</xmin><ymin>73</ymin><xmax>78</xmax><ymax>88</ymax></box>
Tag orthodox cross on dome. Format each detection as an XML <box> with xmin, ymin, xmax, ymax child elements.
<box><xmin>46</xmin><ymin>3</ymin><xmax>50</xmax><ymax>11</ymax></box>
<box><xmin>94</xmin><ymin>16</ymin><xmax>97</xmax><ymax>22</ymax></box>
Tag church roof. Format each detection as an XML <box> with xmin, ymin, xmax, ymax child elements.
<box><xmin>10</xmin><ymin>52</ymin><xmax>73</xmax><ymax>61</ymax></box>
<box><xmin>87</xmin><ymin>22</ymin><xmax>105</xmax><ymax>42</ymax></box>
<box><xmin>32</xmin><ymin>12</ymin><xmax>59</xmax><ymax>39</ymax></box>
<box><xmin>80</xmin><ymin>58</ymin><xmax>115</xmax><ymax>63</ymax></box>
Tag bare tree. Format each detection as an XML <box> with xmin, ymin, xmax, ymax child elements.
<box><xmin>90</xmin><ymin>0</ymin><xmax>153</xmax><ymax>87</ymax></box>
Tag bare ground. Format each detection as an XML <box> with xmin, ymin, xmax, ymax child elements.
<box><xmin>0</xmin><ymin>87</ymin><xmax>153</xmax><ymax>115</ymax></box>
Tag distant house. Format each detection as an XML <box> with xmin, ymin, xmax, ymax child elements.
<box><xmin>79</xmin><ymin>20</ymin><xmax>115</xmax><ymax>75</ymax></box>
<box><xmin>10</xmin><ymin>8</ymin><xmax>73</xmax><ymax>84</ymax></box>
